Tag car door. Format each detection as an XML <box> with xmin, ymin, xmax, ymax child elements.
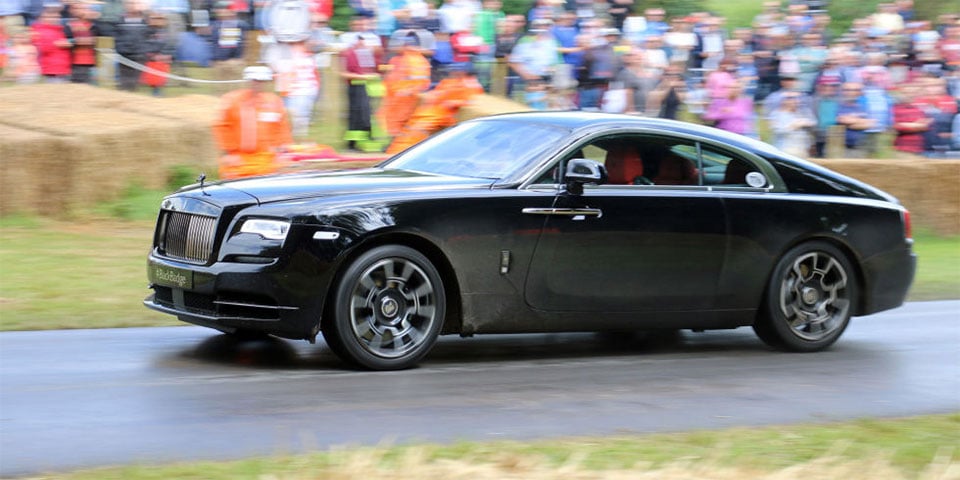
<box><xmin>523</xmin><ymin>133</ymin><xmax>728</xmax><ymax>313</ymax></box>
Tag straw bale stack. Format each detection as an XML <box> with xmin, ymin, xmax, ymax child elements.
<box><xmin>0</xmin><ymin>125</ymin><xmax>70</xmax><ymax>216</ymax></box>
<box><xmin>814</xmin><ymin>159</ymin><xmax>960</xmax><ymax>235</ymax></box>
<box><xmin>918</xmin><ymin>160</ymin><xmax>960</xmax><ymax>235</ymax></box>
<box><xmin>457</xmin><ymin>94</ymin><xmax>530</xmax><ymax>122</ymax></box>
<box><xmin>0</xmin><ymin>84</ymin><xmax>219</xmax><ymax>217</ymax></box>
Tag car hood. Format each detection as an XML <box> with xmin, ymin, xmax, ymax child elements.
<box><xmin>190</xmin><ymin>168</ymin><xmax>496</xmax><ymax>204</ymax></box>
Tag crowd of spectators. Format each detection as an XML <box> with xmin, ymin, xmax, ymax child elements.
<box><xmin>491</xmin><ymin>1</ymin><xmax>960</xmax><ymax>157</ymax></box>
<box><xmin>1</xmin><ymin>0</ymin><xmax>959</xmax><ymax>157</ymax></box>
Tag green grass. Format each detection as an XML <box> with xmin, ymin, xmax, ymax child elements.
<box><xmin>48</xmin><ymin>414</ymin><xmax>960</xmax><ymax>479</ymax></box>
<box><xmin>0</xmin><ymin>217</ymin><xmax>178</xmax><ymax>330</ymax></box>
<box><xmin>911</xmin><ymin>231</ymin><xmax>960</xmax><ymax>301</ymax></box>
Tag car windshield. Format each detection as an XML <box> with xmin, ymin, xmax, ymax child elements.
<box><xmin>382</xmin><ymin>120</ymin><xmax>567</xmax><ymax>180</ymax></box>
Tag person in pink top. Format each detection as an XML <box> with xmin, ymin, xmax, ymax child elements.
<box><xmin>705</xmin><ymin>59</ymin><xmax>737</xmax><ymax>100</ymax></box>
<box><xmin>31</xmin><ymin>7</ymin><xmax>72</xmax><ymax>82</ymax></box>
<box><xmin>703</xmin><ymin>81</ymin><xmax>754</xmax><ymax>136</ymax></box>
<box><xmin>273</xmin><ymin>40</ymin><xmax>321</xmax><ymax>139</ymax></box>
<box><xmin>3</xmin><ymin>30</ymin><xmax>40</xmax><ymax>84</ymax></box>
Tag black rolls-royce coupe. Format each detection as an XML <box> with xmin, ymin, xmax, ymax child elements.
<box><xmin>145</xmin><ymin>112</ymin><xmax>915</xmax><ymax>370</ymax></box>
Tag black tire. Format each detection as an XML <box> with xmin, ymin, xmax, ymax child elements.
<box><xmin>753</xmin><ymin>241</ymin><xmax>858</xmax><ymax>352</ymax></box>
<box><xmin>323</xmin><ymin>245</ymin><xmax>446</xmax><ymax>370</ymax></box>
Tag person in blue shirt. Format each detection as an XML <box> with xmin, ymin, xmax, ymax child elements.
<box><xmin>736</xmin><ymin>52</ymin><xmax>758</xmax><ymax>99</ymax></box>
<box><xmin>861</xmin><ymin>72</ymin><xmax>894</xmax><ymax>156</ymax></box>
<box><xmin>835</xmin><ymin>82</ymin><xmax>875</xmax><ymax>156</ymax></box>
<box><xmin>811</xmin><ymin>80</ymin><xmax>841</xmax><ymax>157</ymax></box>
<box><xmin>642</xmin><ymin>8</ymin><xmax>668</xmax><ymax>39</ymax></box>
<box><xmin>551</xmin><ymin>11</ymin><xmax>581</xmax><ymax>67</ymax></box>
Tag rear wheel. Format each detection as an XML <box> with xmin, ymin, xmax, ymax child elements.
<box><xmin>754</xmin><ymin>241</ymin><xmax>857</xmax><ymax>352</ymax></box>
<box><xmin>324</xmin><ymin>245</ymin><xmax>445</xmax><ymax>370</ymax></box>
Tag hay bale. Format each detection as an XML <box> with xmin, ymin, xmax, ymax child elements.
<box><xmin>90</xmin><ymin>93</ymin><xmax>220</xmax><ymax>123</ymax></box>
<box><xmin>0</xmin><ymin>83</ymin><xmax>143</xmax><ymax>113</ymax></box>
<box><xmin>0</xmin><ymin>85</ymin><xmax>223</xmax><ymax>217</ymax></box>
<box><xmin>917</xmin><ymin>160</ymin><xmax>960</xmax><ymax>235</ymax></box>
<box><xmin>0</xmin><ymin>108</ymin><xmax>182</xmax><ymax>200</ymax></box>
<box><xmin>814</xmin><ymin>158</ymin><xmax>960</xmax><ymax>235</ymax></box>
<box><xmin>458</xmin><ymin>94</ymin><xmax>530</xmax><ymax>122</ymax></box>
<box><xmin>102</xmin><ymin>94</ymin><xmax>221</xmax><ymax>171</ymax></box>
<box><xmin>0</xmin><ymin>125</ymin><xmax>70</xmax><ymax>216</ymax></box>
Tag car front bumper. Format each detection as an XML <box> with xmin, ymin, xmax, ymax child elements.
<box><xmin>145</xmin><ymin>252</ymin><xmax>331</xmax><ymax>341</ymax></box>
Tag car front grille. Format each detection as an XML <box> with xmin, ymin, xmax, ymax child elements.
<box><xmin>157</xmin><ymin>211</ymin><xmax>218</xmax><ymax>263</ymax></box>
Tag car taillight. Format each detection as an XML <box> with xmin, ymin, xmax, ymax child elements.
<box><xmin>902</xmin><ymin>209</ymin><xmax>912</xmax><ymax>240</ymax></box>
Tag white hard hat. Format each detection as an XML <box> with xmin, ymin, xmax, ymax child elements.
<box><xmin>243</xmin><ymin>65</ymin><xmax>274</xmax><ymax>81</ymax></box>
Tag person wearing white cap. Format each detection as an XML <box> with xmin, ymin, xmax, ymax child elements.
<box><xmin>272</xmin><ymin>39</ymin><xmax>320</xmax><ymax>139</ymax></box>
<box><xmin>212</xmin><ymin>65</ymin><xmax>293</xmax><ymax>179</ymax></box>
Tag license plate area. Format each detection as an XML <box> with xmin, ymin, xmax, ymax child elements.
<box><xmin>150</xmin><ymin>264</ymin><xmax>194</xmax><ymax>289</ymax></box>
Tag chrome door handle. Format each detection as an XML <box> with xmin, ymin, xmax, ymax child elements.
<box><xmin>521</xmin><ymin>208</ymin><xmax>603</xmax><ymax>219</ymax></box>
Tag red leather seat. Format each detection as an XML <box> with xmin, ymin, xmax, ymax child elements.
<box><xmin>604</xmin><ymin>144</ymin><xmax>643</xmax><ymax>185</ymax></box>
<box><xmin>653</xmin><ymin>155</ymin><xmax>698</xmax><ymax>185</ymax></box>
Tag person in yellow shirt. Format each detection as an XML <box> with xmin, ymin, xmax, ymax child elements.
<box><xmin>380</xmin><ymin>34</ymin><xmax>431</xmax><ymax>137</ymax></box>
<box><xmin>213</xmin><ymin>66</ymin><xmax>293</xmax><ymax>180</ymax></box>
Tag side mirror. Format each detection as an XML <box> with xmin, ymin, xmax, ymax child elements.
<box><xmin>565</xmin><ymin>159</ymin><xmax>606</xmax><ymax>195</ymax></box>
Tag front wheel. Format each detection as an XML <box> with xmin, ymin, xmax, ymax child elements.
<box><xmin>753</xmin><ymin>241</ymin><xmax>858</xmax><ymax>352</ymax></box>
<box><xmin>324</xmin><ymin>245</ymin><xmax>446</xmax><ymax>370</ymax></box>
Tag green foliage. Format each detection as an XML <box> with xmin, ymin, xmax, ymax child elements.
<box><xmin>93</xmin><ymin>184</ymin><xmax>166</xmax><ymax>221</ymax></box>
<box><xmin>827</xmin><ymin>0</ymin><xmax>880</xmax><ymax>36</ymax></box>
<box><xmin>701</xmin><ymin>0</ymin><xmax>956</xmax><ymax>35</ymax></box>
<box><xmin>501</xmin><ymin>0</ymin><xmax>530</xmax><ymax>17</ymax></box>
<box><xmin>330</xmin><ymin>0</ymin><xmax>353</xmax><ymax>32</ymax></box>
<box><xmin>636</xmin><ymin>0</ymin><xmax>705</xmax><ymax>18</ymax></box>
<box><xmin>88</xmin><ymin>164</ymin><xmax>201</xmax><ymax>222</ymax></box>
<box><xmin>913</xmin><ymin>2</ymin><xmax>960</xmax><ymax>24</ymax></box>
<box><xmin>167</xmin><ymin>164</ymin><xmax>204</xmax><ymax>191</ymax></box>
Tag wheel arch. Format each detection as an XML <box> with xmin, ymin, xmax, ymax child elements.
<box><xmin>322</xmin><ymin>231</ymin><xmax>463</xmax><ymax>336</ymax></box>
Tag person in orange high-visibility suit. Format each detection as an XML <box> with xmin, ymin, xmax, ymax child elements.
<box><xmin>380</xmin><ymin>34</ymin><xmax>431</xmax><ymax>137</ymax></box>
<box><xmin>213</xmin><ymin>65</ymin><xmax>293</xmax><ymax>180</ymax></box>
<box><xmin>386</xmin><ymin>63</ymin><xmax>484</xmax><ymax>154</ymax></box>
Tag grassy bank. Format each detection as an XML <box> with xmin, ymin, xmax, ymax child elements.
<box><xmin>46</xmin><ymin>414</ymin><xmax>960</xmax><ymax>479</ymax></box>
<box><xmin>0</xmin><ymin>214</ymin><xmax>956</xmax><ymax>331</ymax></box>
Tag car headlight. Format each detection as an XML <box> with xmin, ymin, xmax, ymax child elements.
<box><xmin>239</xmin><ymin>219</ymin><xmax>290</xmax><ymax>241</ymax></box>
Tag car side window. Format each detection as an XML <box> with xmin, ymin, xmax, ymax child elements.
<box><xmin>561</xmin><ymin>135</ymin><xmax>702</xmax><ymax>187</ymax></box>
<box><xmin>697</xmin><ymin>144</ymin><xmax>760</xmax><ymax>187</ymax></box>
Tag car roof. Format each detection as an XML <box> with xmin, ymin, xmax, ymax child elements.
<box><xmin>479</xmin><ymin>111</ymin><xmax>783</xmax><ymax>157</ymax></box>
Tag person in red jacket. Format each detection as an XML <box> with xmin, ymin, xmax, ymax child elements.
<box><xmin>31</xmin><ymin>7</ymin><xmax>72</xmax><ymax>82</ymax></box>
<box><xmin>450</xmin><ymin>29</ymin><xmax>486</xmax><ymax>64</ymax></box>
<box><xmin>64</xmin><ymin>1</ymin><xmax>101</xmax><ymax>84</ymax></box>
<box><xmin>892</xmin><ymin>82</ymin><xmax>932</xmax><ymax>154</ymax></box>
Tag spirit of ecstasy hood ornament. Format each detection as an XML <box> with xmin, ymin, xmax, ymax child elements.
<box><xmin>197</xmin><ymin>172</ymin><xmax>210</xmax><ymax>196</ymax></box>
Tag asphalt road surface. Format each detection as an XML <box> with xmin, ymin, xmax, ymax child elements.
<box><xmin>1</xmin><ymin>300</ymin><xmax>958</xmax><ymax>476</ymax></box>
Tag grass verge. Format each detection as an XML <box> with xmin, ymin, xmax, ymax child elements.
<box><xmin>910</xmin><ymin>231</ymin><xmax>960</xmax><ymax>301</ymax></box>
<box><xmin>46</xmin><ymin>413</ymin><xmax>960</xmax><ymax>479</ymax></box>
<box><xmin>0</xmin><ymin>215</ymin><xmax>957</xmax><ymax>331</ymax></box>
